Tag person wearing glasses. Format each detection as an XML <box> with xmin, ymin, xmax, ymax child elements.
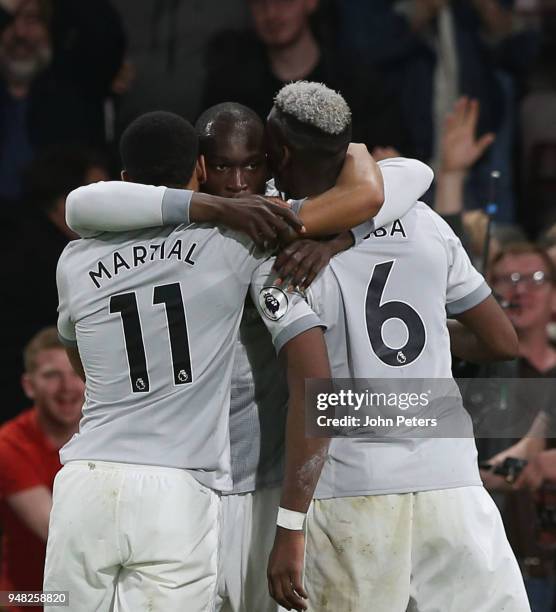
<box><xmin>481</xmin><ymin>242</ymin><xmax>556</xmax><ymax>612</ymax></box>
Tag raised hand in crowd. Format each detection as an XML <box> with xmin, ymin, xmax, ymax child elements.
<box><xmin>441</xmin><ymin>97</ymin><xmax>496</xmax><ymax>175</ymax></box>
<box><xmin>435</xmin><ymin>97</ymin><xmax>495</xmax><ymax>217</ymax></box>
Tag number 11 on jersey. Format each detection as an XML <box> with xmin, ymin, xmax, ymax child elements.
<box><xmin>109</xmin><ymin>282</ymin><xmax>193</xmax><ymax>393</ymax></box>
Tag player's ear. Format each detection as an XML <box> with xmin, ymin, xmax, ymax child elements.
<box><xmin>21</xmin><ymin>373</ymin><xmax>35</xmax><ymax>401</ymax></box>
<box><xmin>196</xmin><ymin>155</ymin><xmax>207</xmax><ymax>184</ymax></box>
<box><xmin>121</xmin><ymin>170</ymin><xmax>129</xmax><ymax>182</ymax></box>
<box><xmin>279</xmin><ymin>145</ymin><xmax>291</xmax><ymax>172</ymax></box>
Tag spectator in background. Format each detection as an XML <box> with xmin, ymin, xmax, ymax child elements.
<box><xmin>0</xmin><ymin>0</ymin><xmax>120</xmax><ymax>209</ymax></box>
<box><xmin>0</xmin><ymin>328</ymin><xmax>83</xmax><ymax>612</ymax></box>
<box><xmin>203</xmin><ymin>0</ymin><xmax>411</xmax><ymax>154</ymax></box>
<box><xmin>480</xmin><ymin>243</ymin><xmax>556</xmax><ymax>612</ymax></box>
<box><xmin>335</xmin><ymin>0</ymin><xmax>539</xmax><ymax>221</ymax></box>
<box><xmin>49</xmin><ymin>0</ymin><xmax>126</xmax><ymax>114</ymax></box>
<box><xmin>540</xmin><ymin>225</ymin><xmax>556</xmax><ymax>268</ymax></box>
<box><xmin>433</xmin><ymin>96</ymin><xmax>496</xmax><ymax>258</ymax></box>
<box><xmin>0</xmin><ymin>145</ymin><xmax>109</xmax><ymax>423</ymax></box>
<box><xmin>374</xmin><ymin>96</ymin><xmax>503</xmax><ymax>264</ymax></box>
<box><xmin>489</xmin><ymin>244</ymin><xmax>556</xmax><ymax>378</ymax></box>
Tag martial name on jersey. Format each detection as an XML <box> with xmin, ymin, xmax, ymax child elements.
<box><xmin>88</xmin><ymin>238</ymin><xmax>198</xmax><ymax>289</ymax></box>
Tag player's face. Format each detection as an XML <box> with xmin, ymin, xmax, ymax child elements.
<box><xmin>203</xmin><ymin>131</ymin><xmax>268</xmax><ymax>198</ymax></box>
<box><xmin>0</xmin><ymin>0</ymin><xmax>51</xmax><ymax>80</ymax></box>
<box><xmin>22</xmin><ymin>349</ymin><xmax>84</xmax><ymax>428</ymax></box>
<box><xmin>248</xmin><ymin>0</ymin><xmax>318</xmax><ymax>48</ymax></box>
<box><xmin>491</xmin><ymin>253</ymin><xmax>555</xmax><ymax>332</ymax></box>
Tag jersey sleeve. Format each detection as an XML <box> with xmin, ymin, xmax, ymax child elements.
<box><xmin>66</xmin><ymin>181</ymin><xmax>192</xmax><ymax>237</ymax></box>
<box><xmin>249</xmin><ymin>258</ymin><xmax>325</xmax><ymax>353</ymax></box>
<box><xmin>351</xmin><ymin>158</ymin><xmax>434</xmax><ymax>243</ymax></box>
<box><xmin>56</xmin><ymin>252</ymin><xmax>77</xmax><ymax>347</ymax></box>
<box><xmin>433</xmin><ymin>215</ymin><xmax>492</xmax><ymax>315</ymax></box>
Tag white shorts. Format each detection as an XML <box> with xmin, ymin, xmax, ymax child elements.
<box><xmin>215</xmin><ymin>486</ymin><xmax>286</xmax><ymax>612</ymax></box>
<box><xmin>44</xmin><ymin>460</ymin><xmax>219</xmax><ymax>612</ymax></box>
<box><xmin>305</xmin><ymin>486</ymin><xmax>531</xmax><ymax>612</ymax></box>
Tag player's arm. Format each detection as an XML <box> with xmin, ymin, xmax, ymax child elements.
<box><xmin>295</xmin><ymin>153</ymin><xmax>434</xmax><ymax>238</ymax></box>
<box><xmin>6</xmin><ymin>487</ymin><xmax>52</xmax><ymax>542</ymax></box>
<box><xmin>448</xmin><ymin>296</ymin><xmax>519</xmax><ymax>362</ymax></box>
<box><xmin>250</xmin><ymin>260</ymin><xmax>330</xmax><ymax>610</ymax></box>
<box><xmin>268</xmin><ymin>327</ymin><xmax>331</xmax><ymax>611</ymax></box>
<box><xmin>56</xmin><ymin>251</ymin><xmax>85</xmax><ymax>380</ymax></box>
<box><xmin>439</xmin><ymin>211</ymin><xmax>518</xmax><ymax>362</ymax></box>
<box><xmin>295</xmin><ymin>143</ymin><xmax>383</xmax><ymax>236</ymax></box>
<box><xmin>64</xmin><ymin>148</ymin><xmax>384</xmax><ymax>238</ymax></box>
<box><xmin>65</xmin><ymin>181</ymin><xmax>304</xmax><ymax>248</ymax></box>
<box><xmin>271</xmin><ymin>156</ymin><xmax>434</xmax><ymax>287</ymax></box>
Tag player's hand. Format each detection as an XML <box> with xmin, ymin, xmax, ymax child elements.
<box><xmin>440</xmin><ymin>97</ymin><xmax>495</xmax><ymax>175</ymax></box>
<box><xmin>267</xmin><ymin>527</ymin><xmax>308</xmax><ymax>611</ymax></box>
<box><xmin>274</xmin><ymin>239</ymin><xmax>334</xmax><ymax>290</ymax></box>
<box><xmin>217</xmin><ymin>195</ymin><xmax>305</xmax><ymax>250</ymax></box>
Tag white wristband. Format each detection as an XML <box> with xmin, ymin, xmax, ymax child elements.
<box><xmin>277</xmin><ymin>506</ymin><xmax>306</xmax><ymax>531</ymax></box>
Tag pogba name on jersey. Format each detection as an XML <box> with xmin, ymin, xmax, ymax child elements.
<box><xmin>88</xmin><ymin>238</ymin><xmax>197</xmax><ymax>289</ymax></box>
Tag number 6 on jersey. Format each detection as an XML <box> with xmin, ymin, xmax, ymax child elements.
<box><xmin>366</xmin><ymin>260</ymin><xmax>426</xmax><ymax>367</ymax></box>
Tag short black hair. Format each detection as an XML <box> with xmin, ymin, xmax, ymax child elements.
<box><xmin>195</xmin><ymin>102</ymin><xmax>263</xmax><ymax>155</ymax></box>
<box><xmin>120</xmin><ymin>111</ymin><xmax>198</xmax><ymax>187</ymax></box>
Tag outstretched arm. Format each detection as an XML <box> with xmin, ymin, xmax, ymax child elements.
<box><xmin>268</xmin><ymin>327</ymin><xmax>331</xmax><ymax>611</ymax></box>
<box><xmin>66</xmin><ymin>182</ymin><xmax>304</xmax><ymax>248</ymax></box>
<box><xmin>299</xmin><ymin>152</ymin><xmax>433</xmax><ymax>238</ymax></box>
<box><xmin>298</xmin><ymin>143</ymin><xmax>383</xmax><ymax>236</ymax></box>
<box><xmin>66</xmin><ymin>151</ymin><xmax>431</xmax><ymax>243</ymax></box>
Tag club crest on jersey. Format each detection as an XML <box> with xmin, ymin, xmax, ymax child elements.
<box><xmin>259</xmin><ymin>287</ymin><xmax>288</xmax><ymax>321</ymax></box>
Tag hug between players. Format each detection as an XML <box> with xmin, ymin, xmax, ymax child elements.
<box><xmin>1</xmin><ymin>1</ymin><xmax>555</xmax><ymax>611</ymax></box>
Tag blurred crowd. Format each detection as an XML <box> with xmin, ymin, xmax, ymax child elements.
<box><xmin>0</xmin><ymin>0</ymin><xmax>555</xmax><ymax>610</ymax></box>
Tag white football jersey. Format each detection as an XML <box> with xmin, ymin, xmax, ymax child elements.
<box><xmin>303</xmin><ymin>203</ymin><xmax>491</xmax><ymax>497</ymax></box>
<box><xmin>60</xmin><ymin>158</ymin><xmax>434</xmax><ymax>495</ymax></box>
<box><xmin>57</xmin><ymin>224</ymin><xmax>320</xmax><ymax>492</ymax></box>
